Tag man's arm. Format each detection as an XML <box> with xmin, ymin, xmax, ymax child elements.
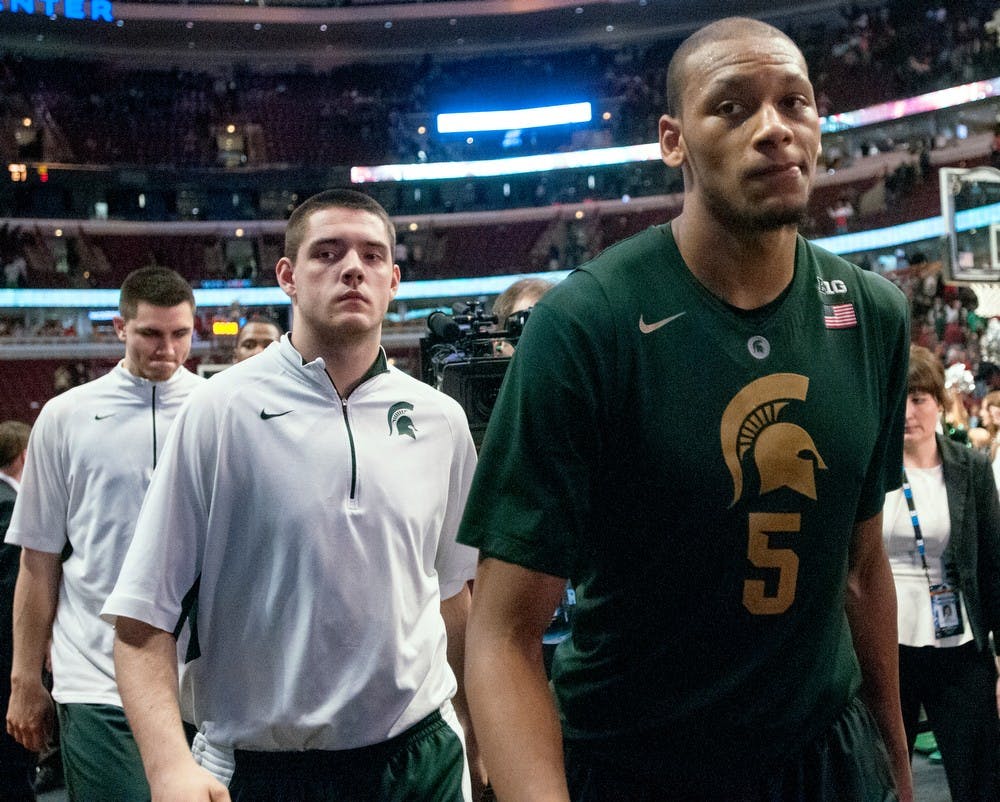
<box><xmin>441</xmin><ymin>583</ymin><xmax>486</xmax><ymax>800</ymax></box>
<box><xmin>6</xmin><ymin>547</ymin><xmax>60</xmax><ymax>752</ymax></box>
<box><xmin>845</xmin><ymin>512</ymin><xmax>913</xmax><ymax>802</ymax></box>
<box><xmin>465</xmin><ymin>557</ymin><xmax>570</xmax><ymax>802</ymax></box>
<box><xmin>113</xmin><ymin>616</ymin><xmax>228</xmax><ymax>802</ymax></box>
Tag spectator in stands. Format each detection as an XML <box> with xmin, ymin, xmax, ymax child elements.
<box><xmin>4</xmin><ymin>267</ymin><xmax>202</xmax><ymax>801</ymax></box>
<box><xmin>990</xmin><ymin>124</ymin><xmax>1000</xmax><ymax>169</ymax></box>
<box><xmin>51</xmin><ymin>362</ymin><xmax>91</xmax><ymax>395</ymax></box>
<box><xmin>943</xmin><ymin>298</ymin><xmax>970</xmax><ymax>347</ymax></box>
<box><xmin>4</xmin><ymin>254</ymin><xmax>27</xmax><ymax>289</ymax></box>
<box><xmin>981</xmin><ymin>389</ymin><xmax>1000</xmax><ymax>449</ymax></box>
<box><xmin>232</xmin><ymin>315</ymin><xmax>282</xmax><ymax>364</ymax></box>
<box><xmin>0</xmin><ymin>420</ymin><xmax>34</xmax><ymax>800</ymax></box>
<box><xmin>458</xmin><ymin>17</ymin><xmax>912</xmax><ymax>802</ymax></box>
<box><xmin>827</xmin><ymin>195</ymin><xmax>855</xmax><ymax>234</ymax></box>
<box><xmin>546</xmin><ymin>244</ymin><xmax>562</xmax><ymax>272</ymax></box>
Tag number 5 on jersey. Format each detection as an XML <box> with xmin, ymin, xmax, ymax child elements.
<box><xmin>743</xmin><ymin>512</ymin><xmax>800</xmax><ymax>615</ymax></box>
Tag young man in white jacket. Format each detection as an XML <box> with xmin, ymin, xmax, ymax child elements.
<box><xmin>6</xmin><ymin>266</ymin><xmax>202</xmax><ymax>800</ymax></box>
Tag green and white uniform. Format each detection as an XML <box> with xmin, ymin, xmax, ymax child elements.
<box><xmin>458</xmin><ymin>224</ymin><xmax>909</xmax><ymax>793</ymax></box>
<box><xmin>103</xmin><ymin>336</ymin><xmax>478</xmax><ymax>766</ymax></box>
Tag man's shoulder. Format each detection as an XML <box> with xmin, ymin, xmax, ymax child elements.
<box><xmin>170</xmin><ymin>359</ymin><xmax>263</xmax><ymax>421</ymax></box>
<box><xmin>802</xmin><ymin>238</ymin><xmax>909</xmax><ymax>345</ymax></box>
<box><xmin>380</xmin><ymin>366</ymin><xmax>467</xmax><ymax>421</ymax></box>
<box><xmin>366</xmin><ymin>368</ymin><xmax>472</xmax><ymax>451</ymax></box>
<box><xmin>539</xmin><ymin>225</ymin><xmax>672</xmax><ymax>321</ymax></box>
<box><xmin>191</xmin><ymin>349</ymin><xmax>282</xmax><ymax>394</ymax></box>
<box><xmin>171</xmin><ymin>366</ymin><xmax>206</xmax><ymax>393</ymax></box>
<box><xmin>179</xmin><ymin>348</ymin><xmax>324</xmax><ymax>425</ymax></box>
<box><xmin>35</xmin><ymin>369</ymin><xmax>117</xmax><ymax>420</ymax></box>
<box><xmin>577</xmin><ymin>225</ymin><xmax>670</xmax><ymax>281</ymax></box>
<box><xmin>803</xmin><ymin>238</ymin><xmax>906</xmax><ymax>310</ymax></box>
<box><xmin>939</xmin><ymin>433</ymin><xmax>988</xmax><ymax>473</ymax></box>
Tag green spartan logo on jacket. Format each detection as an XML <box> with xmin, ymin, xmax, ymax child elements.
<box><xmin>388</xmin><ymin>402</ymin><xmax>417</xmax><ymax>440</ymax></box>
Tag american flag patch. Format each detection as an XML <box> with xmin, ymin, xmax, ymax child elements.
<box><xmin>823</xmin><ymin>303</ymin><xmax>857</xmax><ymax>329</ymax></box>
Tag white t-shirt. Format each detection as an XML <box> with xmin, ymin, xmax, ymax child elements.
<box><xmin>882</xmin><ymin>464</ymin><xmax>974</xmax><ymax>648</ymax></box>
<box><xmin>6</xmin><ymin>364</ymin><xmax>203</xmax><ymax>705</ymax></box>
<box><xmin>103</xmin><ymin>336</ymin><xmax>478</xmax><ymax>751</ymax></box>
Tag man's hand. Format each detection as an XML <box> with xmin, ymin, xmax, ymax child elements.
<box><xmin>440</xmin><ymin>584</ymin><xmax>490</xmax><ymax>799</ymax></box>
<box><xmin>466</xmin><ymin>559</ymin><xmax>571</xmax><ymax>801</ymax></box>
<box><xmin>846</xmin><ymin>514</ymin><xmax>913</xmax><ymax>802</ymax></box>
<box><xmin>149</xmin><ymin>762</ymin><xmax>230</xmax><ymax>802</ymax></box>
<box><xmin>8</xmin><ymin>547</ymin><xmax>61</xmax><ymax>753</ymax></box>
<box><xmin>6</xmin><ymin>675</ymin><xmax>54</xmax><ymax>752</ymax></box>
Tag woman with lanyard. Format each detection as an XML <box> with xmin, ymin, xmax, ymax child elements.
<box><xmin>883</xmin><ymin>344</ymin><xmax>1000</xmax><ymax>801</ymax></box>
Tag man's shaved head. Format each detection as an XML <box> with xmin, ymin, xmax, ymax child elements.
<box><xmin>666</xmin><ymin>17</ymin><xmax>803</xmax><ymax>117</ymax></box>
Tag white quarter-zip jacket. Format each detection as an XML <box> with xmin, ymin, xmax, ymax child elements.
<box><xmin>103</xmin><ymin>336</ymin><xmax>478</xmax><ymax>751</ymax></box>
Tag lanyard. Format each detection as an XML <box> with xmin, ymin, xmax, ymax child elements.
<box><xmin>900</xmin><ymin>468</ymin><xmax>934</xmax><ymax>588</ymax></box>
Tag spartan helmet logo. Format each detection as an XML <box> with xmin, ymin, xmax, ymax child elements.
<box><xmin>387</xmin><ymin>401</ymin><xmax>417</xmax><ymax>440</ymax></box>
<box><xmin>720</xmin><ymin>374</ymin><xmax>827</xmax><ymax>507</ymax></box>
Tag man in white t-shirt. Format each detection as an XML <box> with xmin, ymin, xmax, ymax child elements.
<box><xmin>5</xmin><ymin>267</ymin><xmax>202</xmax><ymax>801</ymax></box>
<box><xmin>104</xmin><ymin>190</ymin><xmax>481</xmax><ymax>801</ymax></box>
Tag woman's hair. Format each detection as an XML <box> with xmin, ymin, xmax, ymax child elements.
<box><xmin>908</xmin><ymin>344</ymin><xmax>946</xmax><ymax>407</ymax></box>
<box><xmin>982</xmin><ymin>390</ymin><xmax>1000</xmax><ymax>438</ymax></box>
<box><xmin>492</xmin><ymin>278</ymin><xmax>554</xmax><ymax>327</ymax></box>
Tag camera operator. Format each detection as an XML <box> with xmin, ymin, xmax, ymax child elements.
<box><xmin>490</xmin><ymin>278</ymin><xmax>554</xmax><ymax>357</ymax></box>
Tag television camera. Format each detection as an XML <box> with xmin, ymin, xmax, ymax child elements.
<box><xmin>419</xmin><ymin>300</ymin><xmax>531</xmax><ymax>448</ymax></box>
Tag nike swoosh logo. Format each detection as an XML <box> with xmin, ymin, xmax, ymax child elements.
<box><xmin>260</xmin><ymin>409</ymin><xmax>294</xmax><ymax>420</ymax></box>
<box><xmin>638</xmin><ymin>311</ymin><xmax>686</xmax><ymax>334</ymax></box>
<box><xmin>94</xmin><ymin>413</ymin><xmax>116</xmax><ymax>421</ymax></box>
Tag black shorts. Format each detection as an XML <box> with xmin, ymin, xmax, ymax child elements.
<box><xmin>565</xmin><ymin>695</ymin><xmax>898</xmax><ymax>802</ymax></box>
<box><xmin>229</xmin><ymin>709</ymin><xmax>467</xmax><ymax>802</ymax></box>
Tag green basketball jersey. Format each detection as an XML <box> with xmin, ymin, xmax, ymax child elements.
<box><xmin>458</xmin><ymin>224</ymin><xmax>909</xmax><ymax>791</ymax></box>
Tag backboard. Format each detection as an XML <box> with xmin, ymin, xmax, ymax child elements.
<box><xmin>939</xmin><ymin>165</ymin><xmax>1000</xmax><ymax>282</ymax></box>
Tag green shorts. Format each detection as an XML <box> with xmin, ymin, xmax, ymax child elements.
<box><xmin>57</xmin><ymin>702</ymin><xmax>150</xmax><ymax>802</ymax></box>
<box><xmin>229</xmin><ymin>708</ymin><xmax>468</xmax><ymax>801</ymax></box>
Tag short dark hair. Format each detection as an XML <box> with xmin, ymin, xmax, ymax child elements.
<box><xmin>666</xmin><ymin>17</ymin><xmax>800</xmax><ymax>117</ymax></box>
<box><xmin>909</xmin><ymin>345</ymin><xmax>946</xmax><ymax>407</ymax></box>
<box><xmin>237</xmin><ymin>315</ymin><xmax>283</xmax><ymax>344</ymax></box>
<box><xmin>0</xmin><ymin>420</ymin><xmax>30</xmax><ymax>469</ymax></box>
<box><xmin>118</xmin><ymin>267</ymin><xmax>195</xmax><ymax>320</ymax></box>
<box><xmin>284</xmin><ymin>189</ymin><xmax>395</xmax><ymax>261</ymax></box>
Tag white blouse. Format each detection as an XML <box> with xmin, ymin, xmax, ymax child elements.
<box><xmin>882</xmin><ymin>464</ymin><xmax>974</xmax><ymax>648</ymax></box>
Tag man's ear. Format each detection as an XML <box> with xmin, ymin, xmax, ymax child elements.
<box><xmin>275</xmin><ymin>257</ymin><xmax>295</xmax><ymax>299</ymax></box>
<box><xmin>112</xmin><ymin>316</ymin><xmax>127</xmax><ymax>342</ymax></box>
<box><xmin>389</xmin><ymin>263</ymin><xmax>401</xmax><ymax>301</ymax></box>
<box><xmin>659</xmin><ymin>114</ymin><xmax>685</xmax><ymax>169</ymax></box>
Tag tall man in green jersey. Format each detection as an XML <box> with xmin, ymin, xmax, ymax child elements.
<box><xmin>459</xmin><ymin>17</ymin><xmax>913</xmax><ymax>802</ymax></box>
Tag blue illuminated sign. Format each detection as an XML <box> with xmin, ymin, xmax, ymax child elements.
<box><xmin>0</xmin><ymin>0</ymin><xmax>113</xmax><ymax>21</ymax></box>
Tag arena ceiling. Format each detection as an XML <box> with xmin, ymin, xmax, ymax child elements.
<box><xmin>2</xmin><ymin>0</ymin><xmax>843</xmax><ymax>68</ymax></box>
